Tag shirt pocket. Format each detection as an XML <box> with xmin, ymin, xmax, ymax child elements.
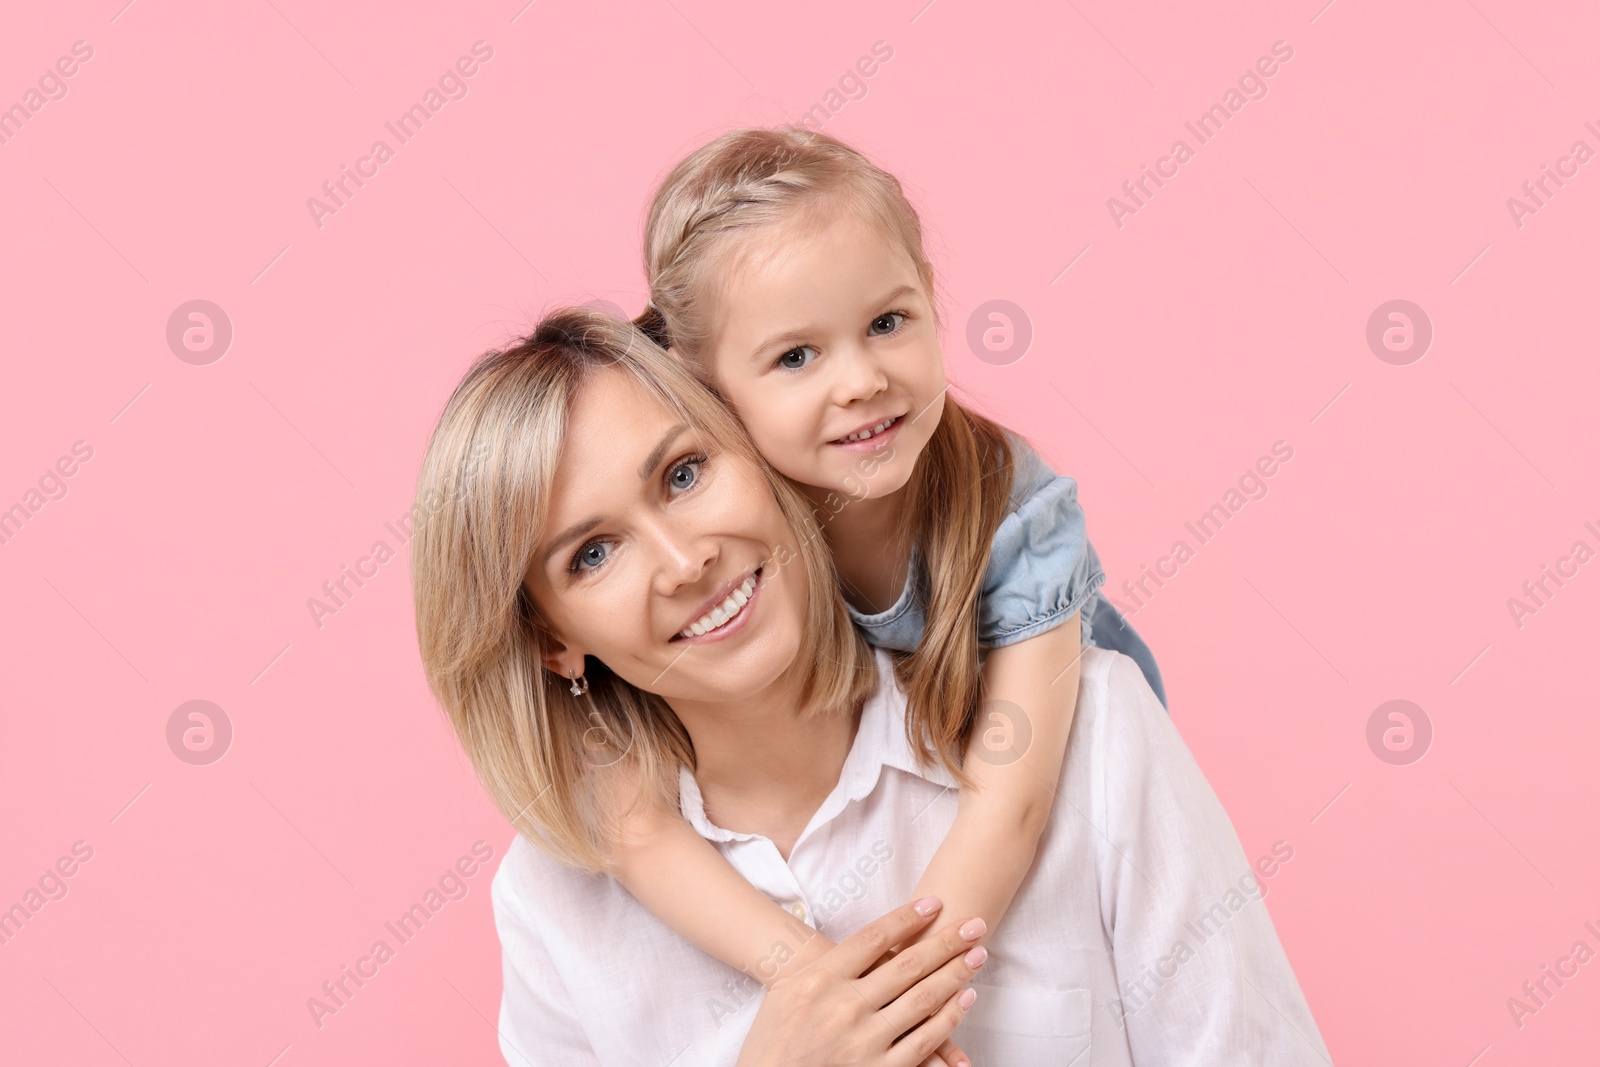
<box><xmin>959</xmin><ymin>983</ymin><xmax>1093</xmax><ymax>1065</ymax></box>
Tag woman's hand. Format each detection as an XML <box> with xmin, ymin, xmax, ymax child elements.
<box><xmin>735</xmin><ymin>896</ymin><xmax>987</xmax><ymax>1067</ymax></box>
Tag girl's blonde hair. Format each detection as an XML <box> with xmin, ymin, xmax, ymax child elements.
<box><xmin>637</xmin><ymin>126</ymin><xmax>1016</xmax><ymax>788</ymax></box>
<box><xmin>411</xmin><ymin>307</ymin><xmax>877</xmax><ymax>872</ymax></box>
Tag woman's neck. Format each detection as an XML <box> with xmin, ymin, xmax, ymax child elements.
<box><xmin>669</xmin><ymin>666</ymin><xmax>863</xmax><ymax>859</ymax></box>
<box><xmin>806</xmin><ymin>483</ymin><xmax>916</xmax><ymax>615</ymax></box>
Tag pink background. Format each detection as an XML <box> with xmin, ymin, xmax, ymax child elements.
<box><xmin>2</xmin><ymin>0</ymin><xmax>1597</xmax><ymax>1063</ymax></box>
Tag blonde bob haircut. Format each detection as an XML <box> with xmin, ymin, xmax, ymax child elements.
<box><xmin>411</xmin><ymin>308</ymin><xmax>877</xmax><ymax>872</ymax></box>
<box><xmin>636</xmin><ymin>126</ymin><xmax>1016</xmax><ymax>789</ymax></box>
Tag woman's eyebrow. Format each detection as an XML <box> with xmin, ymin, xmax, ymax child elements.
<box><xmin>638</xmin><ymin>423</ymin><xmax>688</xmax><ymax>480</ymax></box>
<box><xmin>541</xmin><ymin>517</ymin><xmax>603</xmax><ymax>568</ymax></box>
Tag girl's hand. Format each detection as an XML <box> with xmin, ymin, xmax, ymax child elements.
<box><xmin>735</xmin><ymin>897</ymin><xmax>986</xmax><ymax>1067</ymax></box>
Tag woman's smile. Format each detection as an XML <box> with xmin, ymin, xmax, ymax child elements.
<box><xmin>673</xmin><ymin>566</ymin><xmax>764</xmax><ymax>642</ymax></box>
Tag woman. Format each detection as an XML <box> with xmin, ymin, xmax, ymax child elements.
<box><xmin>410</xmin><ymin>309</ymin><xmax>1331</xmax><ymax>1065</ymax></box>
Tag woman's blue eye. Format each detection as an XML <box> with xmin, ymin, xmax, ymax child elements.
<box><xmin>668</xmin><ymin>455</ymin><xmax>705</xmax><ymax>493</ymax></box>
<box><xmin>868</xmin><ymin>312</ymin><xmax>905</xmax><ymax>336</ymax></box>
<box><xmin>573</xmin><ymin>541</ymin><xmax>610</xmax><ymax>572</ymax></box>
<box><xmin>776</xmin><ymin>346</ymin><xmax>818</xmax><ymax>371</ymax></box>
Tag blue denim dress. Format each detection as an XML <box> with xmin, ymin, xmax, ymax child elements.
<box><xmin>845</xmin><ymin>432</ymin><xmax>1168</xmax><ymax>710</ymax></box>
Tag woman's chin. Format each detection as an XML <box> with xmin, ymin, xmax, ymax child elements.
<box><xmin>663</xmin><ymin>628</ymin><xmax>801</xmax><ymax>705</ymax></box>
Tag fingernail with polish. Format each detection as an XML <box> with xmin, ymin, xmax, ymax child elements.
<box><xmin>964</xmin><ymin>945</ymin><xmax>987</xmax><ymax>969</ymax></box>
<box><xmin>913</xmin><ymin>896</ymin><xmax>942</xmax><ymax>916</ymax></box>
<box><xmin>958</xmin><ymin>987</ymin><xmax>977</xmax><ymax>1011</ymax></box>
<box><xmin>959</xmin><ymin>917</ymin><xmax>986</xmax><ymax>940</ymax></box>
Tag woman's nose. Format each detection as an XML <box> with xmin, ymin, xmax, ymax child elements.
<box><xmin>648</xmin><ymin>520</ymin><xmax>717</xmax><ymax>594</ymax></box>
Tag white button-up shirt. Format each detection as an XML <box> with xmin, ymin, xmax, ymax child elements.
<box><xmin>491</xmin><ymin>648</ymin><xmax>1333</xmax><ymax>1065</ymax></box>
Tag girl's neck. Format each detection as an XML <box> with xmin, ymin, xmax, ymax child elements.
<box><xmin>806</xmin><ymin>482</ymin><xmax>917</xmax><ymax>615</ymax></box>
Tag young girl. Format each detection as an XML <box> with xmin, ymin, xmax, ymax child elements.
<box><xmin>596</xmin><ymin>126</ymin><xmax>1167</xmax><ymax>985</ymax></box>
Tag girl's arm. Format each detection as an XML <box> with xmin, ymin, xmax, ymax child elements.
<box><xmin>597</xmin><ymin>765</ymin><xmax>838</xmax><ymax>986</ymax></box>
<box><xmin>898</xmin><ymin>609</ymin><xmax>1084</xmax><ymax>953</ymax></box>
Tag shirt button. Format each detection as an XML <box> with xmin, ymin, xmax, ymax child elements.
<box><xmin>789</xmin><ymin>902</ymin><xmax>807</xmax><ymax>920</ymax></box>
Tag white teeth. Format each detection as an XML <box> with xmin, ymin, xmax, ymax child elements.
<box><xmin>840</xmin><ymin>418</ymin><xmax>895</xmax><ymax>443</ymax></box>
<box><xmin>679</xmin><ymin>575</ymin><xmax>758</xmax><ymax>638</ymax></box>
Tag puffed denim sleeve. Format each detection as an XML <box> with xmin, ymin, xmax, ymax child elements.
<box><xmin>978</xmin><ymin>434</ymin><xmax>1106</xmax><ymax>649</ymax></box>
<box><xmin>850</xmin><ymin>432</ymin><xmax>1169</xmax><ymax>709</ymax></box>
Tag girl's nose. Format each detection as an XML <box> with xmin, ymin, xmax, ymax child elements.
<box><xmin>833</xmin><ymin>342</ymin><xmax>889</xmax><ymax>405</ymax></box>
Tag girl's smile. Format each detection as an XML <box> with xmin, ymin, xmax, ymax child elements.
<box><xmin>828</xmin><ymin>412</ymin><xmax>905</xmax><ymax>451</ymax></box>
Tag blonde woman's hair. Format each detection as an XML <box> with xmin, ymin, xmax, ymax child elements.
<box><xmin>637</xmin><ymin>126</ymin><xmax>1015</xmax><ymax>789</ymax></box>
<box><xmin>411</xmin><ymin>308</ymin><xmax>877</xmax><ymax>872</ymax></box>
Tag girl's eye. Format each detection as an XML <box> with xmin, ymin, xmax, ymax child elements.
<box><xmin>668</xmin><ymin>454</ymin><xmax>707</xmax><ymax>493</ymax></box>
<box><xmin>776</xmin><ymin>345</ymin><xmax>818</xmax><ymax>372</ymax></box>
<box><xmin>868</xmin><ymin>312</ymin><xmax>906</xmax><ymax>336</ymax></box>
<box><xmin>571</xmin><ymin>540</ymin><xmax>612</xmax><ymax>574</ymax></box>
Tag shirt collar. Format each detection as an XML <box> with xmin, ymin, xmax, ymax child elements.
<box><xmin>678</xmin><ymin>649</ymin><xmax>959</xmax><ymax>843</ymax></box>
